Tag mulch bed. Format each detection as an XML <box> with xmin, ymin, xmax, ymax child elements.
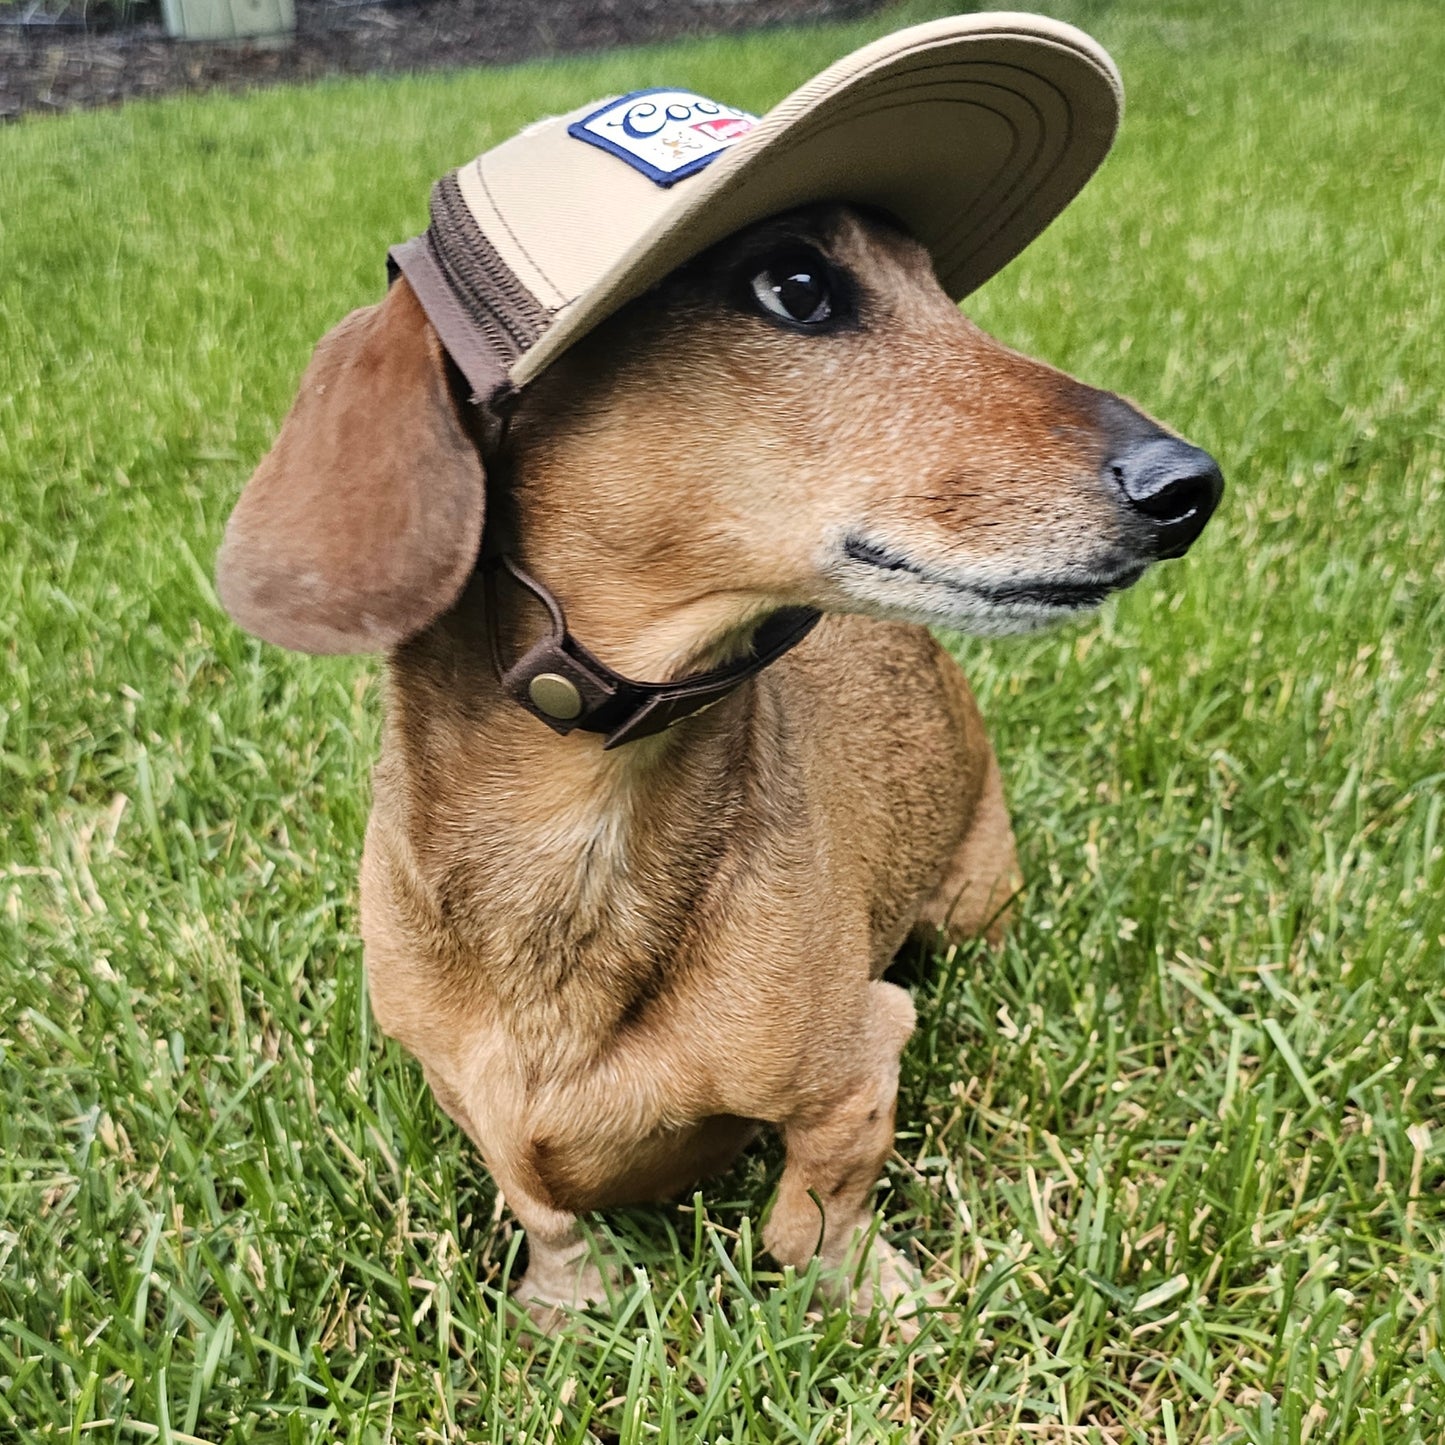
<box><xmin>1</xmin><ymin>0</ymin><xmax>884</xmax><ymax>123</ymax></box>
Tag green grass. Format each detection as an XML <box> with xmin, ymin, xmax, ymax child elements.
<box><xmin>2</xmin><ymin>0</ymin><xmax>1442</xmax><ymax>1438</ymax></box>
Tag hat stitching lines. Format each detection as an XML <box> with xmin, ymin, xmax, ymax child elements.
<box><xmin>504</xmin><ymin>22</ymin><xmax>1118</xmax><ymax>382</ymax></box>
<box><xmin>730</xmin><ymin>82</ymin><xmax>1034</xmax><ymax>234</ymax></box>
<box><xmin>476</xmin><ymin>162</ymin><xmax>569</xmax><ymax>315</ymax></box>
<box><xmin>533</xmin><ymin>51</ymin><xmax>1068</xmax><ymax>316</ymax></box>
<box><xmin>687</xmin><ymin>72</ymin><xmax>1059</xmax><ymax>297</ymax></box>
<box><xmin>760</xmin><ymin>23</ymin><xmax>1114</xmax><ymax>124</ymax></box>
<box><xmin>936</xmin><ymin>107</ymin><xmax>1073</xmax><ymax>288</ymax></box>
<box><xmin>777</xmin><ymin>75</ymin><xmax>1064</xmax><ymax>285</ymax></box>
<box><xmin>429</xmin><ymin>175</ymin><xmax>547</xmax><ymax>357</ymax></box>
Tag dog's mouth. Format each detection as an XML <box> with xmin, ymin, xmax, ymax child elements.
<box><xmin>840</xmin><ymin>535</ymin><xmax>1148</xmax><ymax>627</ymax></box>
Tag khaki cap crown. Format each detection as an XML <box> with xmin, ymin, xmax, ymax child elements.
<box><xmin>390</xmin><ymin>12</ymin><xmax>1123</xmax><ymax>398</ymax></box>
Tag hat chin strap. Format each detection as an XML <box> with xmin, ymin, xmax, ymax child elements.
<box><xmin>486</xmin><ymin>557</ymin><xmax>821</xmax><ymax>750</ymax></box>
<box><xmin>388</xmin><ymin>235</ymin><xmax>519</xmax><ymax>407</ymax></box>
<box><xmin>391</xmin><ymin>239</ymin><xmax>822</xmax><ymax>748</ymax></box>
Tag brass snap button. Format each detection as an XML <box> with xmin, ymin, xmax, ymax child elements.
<box><xmin>528</xmin><ymin>672</ymin><xmax>583</xmax><ymax>721</ymax></box>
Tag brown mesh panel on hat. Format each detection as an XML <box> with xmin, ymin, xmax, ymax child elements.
<box><xmin>428</xmin><ymin>171</ymin><xmax>550</xmax><ymax>363</ymax></box>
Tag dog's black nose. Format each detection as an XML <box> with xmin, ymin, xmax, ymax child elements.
<box><xmin>1107</xmin><ymin>437</ymin><xmax>1224</xmax><ymax>558</ymax></box>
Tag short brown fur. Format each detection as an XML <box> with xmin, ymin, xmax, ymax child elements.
<box><xmin>219</xmin><ymin>207</ymin><xmax>1212</xmax><ymax>1327</ymax></box>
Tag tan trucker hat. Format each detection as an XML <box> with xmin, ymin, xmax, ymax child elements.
<box><xmin>387</xmin><ymin>11</ymin><xmax>1122</xmax><ymax>404</ymax></box>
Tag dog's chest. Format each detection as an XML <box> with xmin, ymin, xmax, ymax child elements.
<box><xmin>382</xmin><ymin>734</ymin><xmax>753</xmax><ymax>1040</ymax></box>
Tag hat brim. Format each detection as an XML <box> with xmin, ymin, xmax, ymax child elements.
<box><xmin>511</xmin><ymin>12</ymin><xmax>1121</xmax><ymax>386</ymax></box>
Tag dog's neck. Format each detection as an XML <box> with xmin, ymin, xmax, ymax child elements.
<box><xmin>478</xmin><ymin>470</ymin><xmax>776</xmax><ymax>683</ymax></box>
<box><xmin>377</xmin><ymin>466</ymin><xmax>782</xmax><ymax>985</ymax></box>
<box><xmin>478</xmin><ymin>554</ymin><xmax>815</xmax><ymax>750</ymax></box>
<box><xmin>387</xmin><ymin>547</ymin><xmax>767</xmax><ymax>806</ymax></box>
<box><xmin>502</xmin><ymin>552</ymin><xmax>767</xmax><ymax>683</ymax></box>
<box><xmin>381</xmin><ymin>580</ymin><xmax>768</xmax><ymax>1042</ymax></box>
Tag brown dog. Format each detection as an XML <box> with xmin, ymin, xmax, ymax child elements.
<box><xmin>218</xmin><ymin>202</ymin><xmax>1220</xmax><ymax>1327</ymax></box>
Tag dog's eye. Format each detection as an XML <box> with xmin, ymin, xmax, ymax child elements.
<box><xmin>749</xmin><ymin>254</ymin><xmax>833</xmax><ymax>326</ymax></box>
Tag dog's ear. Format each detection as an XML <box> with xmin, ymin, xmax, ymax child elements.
<box><xmin>216</xmin><ymin>279</ymin><xmax>485</xmax><ymax>654</ymax></box>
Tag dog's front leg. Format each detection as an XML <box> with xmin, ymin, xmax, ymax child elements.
<box><xmin>498</xmin><ymin>1177</ymin><xmax>611</xmax><ymax>1333</ymax></box>
<box><xmin>418</xmin><ymin>1063</ymin><xmax>612</xmax><ymax>1332</ymax></box>
<box><xmin>762</xmin><ymin>979</ymin><xmax>922</xmax><ymax>1318</ymax></box>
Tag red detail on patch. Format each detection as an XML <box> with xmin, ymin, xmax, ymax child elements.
<box><xmin>691</xmin><ymin>117</ymin><xmax>753</xmax><ymax>141</ymax></box>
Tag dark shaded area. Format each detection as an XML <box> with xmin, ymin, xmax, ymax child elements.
<box><xmin>1</xmin><ymin>0</ymin><xmax>885</xmax><ymax>122</ymax></box>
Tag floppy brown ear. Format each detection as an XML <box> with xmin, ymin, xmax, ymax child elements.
<box><xmin>216</xmin><ymin>279</ymin><xmax>485</xmax><ymax>654</ymax></box>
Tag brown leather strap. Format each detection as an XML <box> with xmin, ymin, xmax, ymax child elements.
<box><xmin>387</xmin><ymin>234</ymin><xmax>515</xmax><ymax>406</ymax></box>
<box><xmin>489</xmin><ymin>557</ymin><xmax>821</xmax><ymax>749</ymax></box>
<box><xmin>391</xmin><ymin>241</ymin><xmax>822</xmax><ymax>746</ymax></box>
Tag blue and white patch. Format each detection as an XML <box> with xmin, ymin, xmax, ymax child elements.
<box><xmin>568</xmin><ymin>89</ymin><xmax>757</xmax><ymax>187</ymax></box>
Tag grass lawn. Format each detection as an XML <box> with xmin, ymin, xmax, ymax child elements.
<box><xmin>2</xmin><ymin>0</ymin><xmax>1442</xmax><ymax>1438</ymax></box>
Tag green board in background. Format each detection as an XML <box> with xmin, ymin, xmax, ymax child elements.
<box><xmin>161</xmin><ymin>0</ymin><xmax>296</xmax><ymax>41</ymax></box>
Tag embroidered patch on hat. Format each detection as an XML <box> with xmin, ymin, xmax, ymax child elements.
<box><xmin>568</xmin><ymin>90</ymin><xmax>757</xmax><ymax>187</ymax></box>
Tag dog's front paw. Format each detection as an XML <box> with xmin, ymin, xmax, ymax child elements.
<box><xmin>854</xmin><ymin>1237</ymin><xmax>923</xmax><ymax>1311</ymax></box>
<box><xmin>819</xmin><ymin>1235</ymin><xmax>934</xmax><ymax>1339</ymax></box>
<box><xmin>511</xmin><ymin>1240</ymin><xmax>615</xmax><ymax>1335</ymax></box>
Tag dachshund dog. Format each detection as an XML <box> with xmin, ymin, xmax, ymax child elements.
<box><xmin>218</xmin><ymin>201</ymin><xmax>1221</xmax><ymax>1329</ymax></box>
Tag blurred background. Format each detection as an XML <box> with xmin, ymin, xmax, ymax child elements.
<box><xmin>2</xmin><ymin>0</ymin><xmax>883</xmax><ymax>120</ymax></box>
